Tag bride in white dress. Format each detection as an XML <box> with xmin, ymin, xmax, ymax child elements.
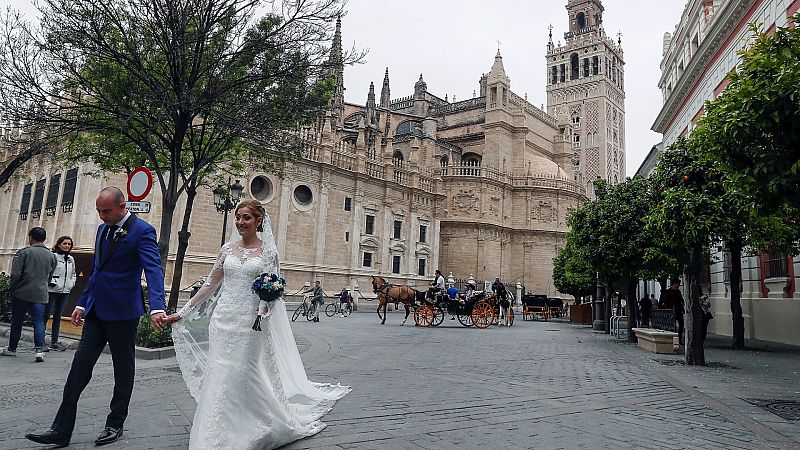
<box><xmin>164</xmin><ymin>200</ymin><xmax>349</xmax><ymax>449</ymax></box>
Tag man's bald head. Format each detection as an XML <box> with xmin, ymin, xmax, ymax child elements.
<box><xmin>96</xmin><ymin>186</ymin><xmax>127</xmax><ymax>225</ymax></box>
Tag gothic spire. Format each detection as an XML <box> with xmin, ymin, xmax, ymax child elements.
<box><xmin>366</xmin><ymin>81</ymin><xmax>376</xmax><ymax>125</ymax></box>
<box><xmin>329</xmin><ymin>16</ymin><xmax>343</xmax><ymax>66</ymax></box>
<box><xmin>326</xmin><ymin>16</ymin><xmax>345</xmax><ymax>124</ymax></box>
<box><xmin>380</xmin><ymin>67</ymin><xmax>390</xmax><ymax>107</ymax></box>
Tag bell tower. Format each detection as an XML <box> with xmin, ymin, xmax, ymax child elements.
<box><xmin>546</xmin><ymin>0</ymin><xmax>625</xmax><ymax>187</ymax></box>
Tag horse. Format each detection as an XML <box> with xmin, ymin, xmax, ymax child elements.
<box><xmin>498</xmin><ymin>291</ymin><xmax>512</xmax><ymax>326</ymax></box>
<box><xmin>371</xmin><ymin>276</ymin><xmax>419</xmax><ymax>325</ymax></box>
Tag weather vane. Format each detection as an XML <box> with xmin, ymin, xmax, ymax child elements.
<box><xmin>497</xmin><ymin>39</ymin><xmax>502</xmax><ymax>51</ymax></box>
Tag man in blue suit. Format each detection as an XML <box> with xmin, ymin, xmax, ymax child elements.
<box><xmin>26</xmin><ymin>186</ymin><xmax>167</xmax><ymax>447</ymax></box>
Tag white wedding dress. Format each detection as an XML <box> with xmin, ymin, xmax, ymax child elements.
<box><xmin>172</xmin><ymin>227</ymin><xmax>349</xmax><ymax>450</ymax></box>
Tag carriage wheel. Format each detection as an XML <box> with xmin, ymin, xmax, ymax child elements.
<box><xmin>414</xmin><ymin>305</ymin><xmax>433</xmax><ymax>327</ymax></box>
<box><xmin>457</xmin><ymin>313</ymin><xmax>473</xmax><ymax>327</ymax></box>
<box><xmin>508</xmin><ymin>307</ymin><xmax>515</xmax><ymax>327</ymax></box>
<box><xmin>472</xmin><ymin>301</ymin><xmax>494</xmax><ymax>329</ymax></box>
<box><xmin>431</xmin><ymin>306</ymin><xmax>445</xmax><ymax>327</ymax></box>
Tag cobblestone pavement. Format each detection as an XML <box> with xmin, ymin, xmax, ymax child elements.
<box><xmin>1</xmin><ymin>307</ymin><xmax>799</xmax><ymax>449</ymax></box>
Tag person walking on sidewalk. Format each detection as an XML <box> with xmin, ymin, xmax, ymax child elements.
<box><xmin>1</xmin><ymin>227</ymin><xmax>57</xmax><ymax>362</ymax></box>
<box><xmin>43</xmin><ymin>236</ymin><xmax>77</xmax><ymax>352</ymax></box>
<box><xmin>659</xmin><ymin>278</ymin><xmax>685</xmax><ymax>346</ymax></box>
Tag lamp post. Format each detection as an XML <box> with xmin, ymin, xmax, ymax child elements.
<box><xmin>593</xmin><ymin>271</ymin><xmax>606</xmax><ymax>331</ymax></box>
<box><xmin>213</xmin><ymin>177</ymin><xmax>244</xmax><ymax>247</ymax></box>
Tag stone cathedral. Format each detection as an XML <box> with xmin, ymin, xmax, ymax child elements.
<box><xmin>0</xmin><ymin>0</ymin><xmax>624</xmax><ymax>300</ymax></box>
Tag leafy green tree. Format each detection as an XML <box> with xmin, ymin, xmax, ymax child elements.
<box><xmin>0</xmin><ymin>0</ymin><xmax>358</xmax><ymax>308</ymax></box>
<box><xmin>552</xmin><ymin>239</ymin><xmax>594</xmax><ymax>304</ymax></box>
<box><xmin>700</xmin><ymin>19</ymin><xmax>800</xmax><ymax>212</ymax></box>
<box><xmin>648</xmin><ymin>138</ymin><xmax>732</xmax><ymax>365</ymax></box>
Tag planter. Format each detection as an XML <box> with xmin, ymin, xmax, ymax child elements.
<box><xmin>134</xmin><ymin>345</ymin><xmax>175</xmax><ymax>360</ymax></box>
<box><xmin>47</xmin><ymin>317</ymin><xmax>83</xmax><ymax>336</ymax></box>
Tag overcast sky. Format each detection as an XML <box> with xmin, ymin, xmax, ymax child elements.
<box><xmin>2</xmin><ymin>0</ymin><xmax>687</xmax><ymax>176</ymax></box>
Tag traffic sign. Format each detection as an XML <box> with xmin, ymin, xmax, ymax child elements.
<box><xmin>127</xmin><ymin>167</ymin><xmax>153</xmax><ymax>201</ymax></box>
<box><xmin>126</xmin><ymin>201</ymin><xmax>151</xmax><ymax>214</ymax></box>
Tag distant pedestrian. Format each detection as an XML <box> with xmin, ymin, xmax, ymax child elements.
<box><xmin>650</xmin><ymin>293</ymin><xmax>658</xmax><ymax>311</ymax></box>
<box><xmin>659</xmin><ymin>278</ymin><xmax>685</xmax><ymax>346</ymax></box>
<box><xmin>338</xmin><ymin>287</ymin><xmax>352</xmax><ymax>317</ymax></box>
<box><xmin>43</xmin><ymin>236</ymin><xmax>77</xmax><ymax>352</ymax></box>
<box><xmin>1</xmin><ymin>227</ymin><xmax>57</xmax><ymax>362</ymax></box>
<box><xmin>639</xmin><ymin>296</ymin><xmax>652</xmax><ymax>327</ymax></box>
<box><xmin>700</xmin><ymin>294</ymin><xmax>713</xmax><ymax>345</ymax></box>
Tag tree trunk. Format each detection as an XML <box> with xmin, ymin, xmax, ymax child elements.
<box><xmin>167</xmin><ymin>186</ymin><xmax>197</xmax><ymax>310</ymax></box>
<box><xmin>685</xmin><ymin>244</ymin><xmax>706</xmax><ymax>365</ymax></box>
<box><xmin>626</xmin><ymin>275</ymin><xmax>639</xmax><ymax>342</ymax></box>
<box><xmin>605</xmin><ymin>279</ymin><xmax>613</xmax><ymax>334</ymax></box>
<box><xmin>729</xmin><ymin>238</ymin><xmax>745</xmax><ymax>349</ymax></box>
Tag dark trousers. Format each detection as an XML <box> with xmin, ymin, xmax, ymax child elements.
<box><xmin>52</xmin><ymin>313</ymin><xmax>138</xmax><ymax>436</ymax></box>
<box><xmin>701</xmin><ymin>315</ymin><xmax>710</xmax><ymax>344</ymax></box>
<box><xmin>8</xmin><ymin>298</ymin><xmax>45</xmax><ymax>351</ymax></box>
<box><xmin>676</xmin><ymin>312</ymin><xmax>685</xmax><ymax>346</ymax></box>
<box><xmin>45</xmin><ymin>293</ymin><xmax>69</xmax><ymax>345</ymax></box>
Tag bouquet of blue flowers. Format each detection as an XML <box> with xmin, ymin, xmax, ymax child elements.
<box><xmin>251</xmin><ymin>273</ymin><xmax>286</xmax><ymax>331</ymax></box>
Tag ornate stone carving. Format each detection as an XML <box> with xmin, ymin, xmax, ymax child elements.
<box><xmin>453</xmin><ymin>189</ymin><xmax>479</xmax><ymax>212</ymax></box>
<box><xmin>531</xmin><ymin>199</ymin><xmax>557</xmax><ymax>224</ymax></box>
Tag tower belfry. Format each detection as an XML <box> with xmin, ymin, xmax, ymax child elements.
<box><xmin>546</xmin><ymin>0</ymin><xmax>625</xmax><ymax>187</ymax></box>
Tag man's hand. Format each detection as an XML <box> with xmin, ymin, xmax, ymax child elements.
<box><xmin>70</xmin><ymin>308</ymin><xmax>85</xmax><ymax>327</ymax></box>
<box><xmin>150</xmin><ymin>312</ymin><xmax>167</xmax><ymax>331</ymax></box>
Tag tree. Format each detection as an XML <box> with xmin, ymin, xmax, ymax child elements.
<box><xmin>0</xmin><ymin>0</ymin><xmax>360</xmax><ymax>309</ymax></box>
<box><xmin>648</xmin><ymin>137</ymin><xmax>733</xmax><ymax>365</ymax></box>
<box><xmin>701</xmin><ymin>19</ymin><xmax>800</xmax><ymax>212</ymax></box>
<box><xmin>552</xmin><ymin>239</ymin><xmax>594</xmax><ymax>304</ymax></box>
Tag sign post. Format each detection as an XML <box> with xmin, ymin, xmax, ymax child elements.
<box><xmin>126</xmin><ymin>167</ymin><xmax>153</xmax><ymax>213</ymax></box>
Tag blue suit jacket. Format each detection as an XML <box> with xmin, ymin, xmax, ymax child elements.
<box><xmin>77</xmin><ymin>215</ymin><xmax>166</xmax><ymax>321</ymax></box>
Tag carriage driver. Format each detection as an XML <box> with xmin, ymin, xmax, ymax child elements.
<box><xmin>427</xmin><ymin>269</ymin><xmax>445</xmax><ymax>300</ymax></box>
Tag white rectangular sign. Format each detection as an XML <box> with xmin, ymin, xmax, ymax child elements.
<box><xmin>126</xmin><ymin>201</ymin><xmax>151</xmax><ymax>213</ymax></box>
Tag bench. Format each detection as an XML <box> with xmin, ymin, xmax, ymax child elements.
<box><xmin>632</xmin><ymin>328</ymin><xmax>678</xmax><ymax>354</ymax></box>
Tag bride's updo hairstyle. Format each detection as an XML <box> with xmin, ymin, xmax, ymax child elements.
<box><xmin>235</xmin><ymin>199</ymin><xmax>266</xmax><ymax>232</ymax></box>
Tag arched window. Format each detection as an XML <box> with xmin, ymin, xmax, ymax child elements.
<box><xmin>393</xmin><ymin>150</ymin><xmax>405</xmax><ymax>167</ymax></box>
<box><xmin>440</xmin><ymin>154</ymin><xmax>449</xmax><ymax>167</ymax></box>
<box><xmin>576</xmin><ymin>12</ymin><xmax>586</xmax><ymax>29</ymax></box>
<box><xmin>571</xmin><ymin>53</ymin><xmax>580</xmax><ymax>80</ymax></box>
<box><xmin>395</xmin><ymin>120</ymin><xmax>420</xmax><ymax>136</ymax></box>
<box><xmin>461</xmin><ymin>152</ymin><xmax>481</xmax><ymax>166</ymax></box>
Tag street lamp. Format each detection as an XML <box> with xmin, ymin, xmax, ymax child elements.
<box><xmin>213</xmin><ymin>177</ymin><xmax>244</xmax><ymax>247</ymax></box>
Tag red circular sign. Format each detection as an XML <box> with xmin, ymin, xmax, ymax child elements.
<box><xmin>127</xmin><ymin>167</ymin><xmax>153</xmax><ymax>201</ymax></box>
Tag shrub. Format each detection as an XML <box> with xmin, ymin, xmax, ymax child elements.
<box><xmin>135</xmin><ymin>286</ymin><xmax>175</xmax><ymax>348</ymax></box>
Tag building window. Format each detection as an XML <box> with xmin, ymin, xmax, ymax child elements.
<box><xmin>19</xmin><ymin>182</ymin><xmax>32</xmax><ymax>220</ymax></box>
<box><xmin>560</xmin><ymin>64</ymin><xmax>566</xmax><ymax>82</ymax></box>
<box><xmin>418</xmin><ymin>258</ymin><xmax>426</xmax><ymax>276</ymax></box>
<box><xmin>763</xmin><ymin>249</ymin><xmax>789</xmax><ymax>278</ymax></box>
<box><xmin>570</xmin><ymin>53</ymin><xmax>579</xmax><ymax>80</ymax></box>
<box><xmin>365</xmin><ymin>214</ymin><xmax>375</xmax><ymax>235</ymax></box>
<box><xmin>344</xmin><ymin>197</ymin><xmax>352</xmax><ymax>211</ymax></box>
<box><xmin>45</xmin><ymin>173</ymin><xmax>61</xmax><ymax>216</ymax></box>
<box><xmin>723</xmin><ymin>251</ymin><xmax>731</xmax><ymax>283</ymax></box>
<box><xmin>250</xmin><ymin>175</ymin><xmax>273</xmax><ymax>201</ymax></box>
<box><xmin>551</xmin><ymin>66</ymin><xmax>558</xmax><ymax>84</ymax></box>
<box><xmin>363</xmin><ymin>252</ymin><xmax>373</xmax><ymax>267</ymax></box>
<box><xmin>345</xmin><ymin>232</ymin><xmax>349</xmax><ymax>242</ymax></box>
<box><xmin>61</xmin><ymin>168</ymin><xmax>78</xmax><ymax>213</ymax></box>
<box><xmin>31</xmin><ymin>178</ymin><xmax>46</xmax><ymax>218</ymax></box>
<box><xmin>293</xmin><ymin>185</ymin><xmax>313</xmax><ymax>205</ymax></box>
<box><xmin>392</xmin><ymin>255</ymin><xmax>401</xmax><ymax>274</ymax></box>
<box><xmin>572</xmin><ymin>115</ymin><xmax>581</xmax><ymax>129</ymax></box>
<box><xmin>583</xmin><ymin>57</ymin><xmax>590</xmax><ymax>77</ymax></box>
<box><xmin>592</xmin><ymin>56</ymin><xmax>599</xmax><ymax>75</ymax></box>
<box><xmin>419</xmin><ymin>224</ymin><xmax>427</xmax><ymax>243</ymax></box>
<box><xmin>573</xmin><ymin>134</ymin><xmax>581</xmax><ymax>148</ymax></box>
<box><xmin>393</xmin><ymin>220</ymin><xmax>401</xmax><ymax>239</ymax></box>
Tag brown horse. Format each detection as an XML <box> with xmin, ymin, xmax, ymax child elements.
<box><xmin>372</xmin><ymin>276</ymin><xmax>419</xmax><ymax>325</ymax></box>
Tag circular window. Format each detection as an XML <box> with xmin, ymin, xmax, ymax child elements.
<box><xmin>293</xmin><ymin>185</ymin><xmax>313</xmax><ymax>205</ymax></box>
<box><xmin>250</xmin><ymin>175</ymin><xmax>273</xmax><ymax>201</ymax></box>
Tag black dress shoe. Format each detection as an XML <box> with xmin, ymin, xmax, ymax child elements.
<box><xmin>25</xmin><ymin>430</ymin><xmax>70</xmax><ymax>447</ymax></box>
<box><xmin>95</xmin><ymin>427</ymin><xmax>123</xmax><ymax>446</ymax></box>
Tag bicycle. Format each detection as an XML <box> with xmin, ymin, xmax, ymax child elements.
<box><xmin>291</xmin><ymin>293</ymin><xmax>317</xmax><ymax>322</ymax></box>
<box><xmin>325</xmin><ymin>301</ymin><xmax>352</xmax><ymax>317</ymax></box>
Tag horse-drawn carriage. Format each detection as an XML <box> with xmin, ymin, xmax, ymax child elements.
<box><xmin>371</xmin><ymin>276</ymin><xmax>513</xmax><ymax>328</ymax></box>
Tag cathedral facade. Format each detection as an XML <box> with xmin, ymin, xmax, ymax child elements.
<box><xmin>0</xmin><ymin>1</ymin><xmax>625</xmax><ymax>300</ymax></box>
